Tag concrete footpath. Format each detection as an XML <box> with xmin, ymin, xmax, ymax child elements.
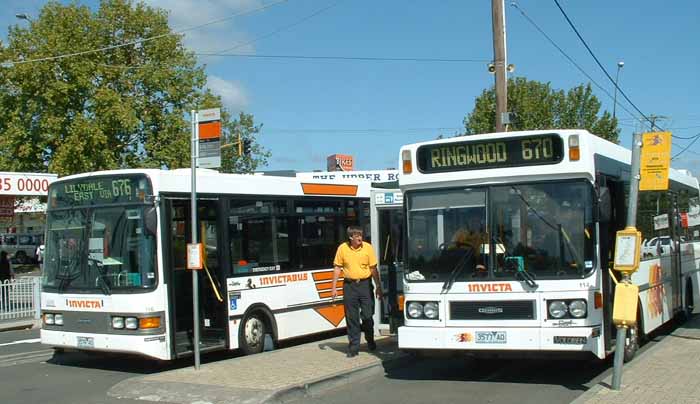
<box><xmin>0</xmin><ymin>318</ymin><xmax>40</xmax><ymax>332</ymax></box>
<box><xmin>573</xmin><ymin>314</ymin><xmax>700</xmax><ymax>404</ymax></box>
<box><xmin>109</xmin><ymin>335</ymin><xmax>409</xmax><ymax>404</ymax></box>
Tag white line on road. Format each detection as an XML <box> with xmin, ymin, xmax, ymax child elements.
<box><xmin>0</xmin><ymin>338</ymin><xmax>41</xmax><ymax>347</ymax></box>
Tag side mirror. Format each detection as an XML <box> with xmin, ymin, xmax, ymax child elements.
<box><xmin>598</xmin><ymin>186</ymin><xmax>612</xmax><ymax>223</ymax></box>
<box><xmin>145</xmin><ymin>207</ymin><xmax>157</xmax><ymax>236</ymax></box>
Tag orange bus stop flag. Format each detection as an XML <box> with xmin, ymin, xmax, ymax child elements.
<box><xmin>639</xmin><ymin>132</ymin><xmax>671</xmax><ymax>191</ymax></box>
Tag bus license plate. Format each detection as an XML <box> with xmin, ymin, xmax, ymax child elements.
<box><xmin>475</xmin><ymin>331</ymin><xmax>507</xmax><ymax>344</ymax></box>
<box><xmin>77</xmin><ymin>336</ymin><xmax>94</xmax><ymax>348</ymax></box>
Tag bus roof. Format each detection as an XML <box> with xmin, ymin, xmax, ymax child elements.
<box><xmin>52</xmin><ymin>168</ymin><xmax>400</xmax><ymax>198</ymax></box>
<box><xmin>399</xmin><ymin>129</ymin><xmax>698</xmax><ymax>193</ymax></box>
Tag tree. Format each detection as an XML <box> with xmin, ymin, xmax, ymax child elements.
<box><xmin>464</xmin><ymin>77</ymin><xmax>619</xmax><ymax>143</ymax></box>
<box><xmin>220</xmin><ymin>111</ymin><xmax>271</xmax><ymax>174</ymax></box>
<box><xmin>0</xmin><ymin>0</ymin><xmax>269</xmax><ymax>175</ymax></box>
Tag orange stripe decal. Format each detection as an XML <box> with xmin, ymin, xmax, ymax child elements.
<box><xmin>319</xmin><ymin>290</ymin><xmax>344</xmax><ymax>298</ymax></box>
<box><xmin>316</xmin><ymin>280</ymin><xmax>343</xmax><ymax>290</ymax></box>
<box><xmin>312</xmin><ymin>271</ymin><xmax>335</xmax><ymax>281</ymax></box>
<box><xmin>301</xmin><ymin>183</ymin><xmax>358</xmax><ymax>196</ymax></box>
<box><xmin>314</xmin><ymin>305</ymin><xmax>345</xmax><ymax>327</ymax></box>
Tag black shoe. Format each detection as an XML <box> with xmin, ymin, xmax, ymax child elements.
<box><xmin>367</xmin><ymin>339</ymin><xmax>377</xmax><ymax>352</ymax></box>
<box><xmin>346</xmin><ymin>351</ymin><xmax>358</xmax><ymax>358</ymax></box>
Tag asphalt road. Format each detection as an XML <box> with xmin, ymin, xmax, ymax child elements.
<box><xmin>299</xmin><ymin>325</ymin><xmax>675</xmax><ymax>404</ymax></box>
<box><xmin>0</xmin><ymin>328</ymin><xmax>234</xmax><ymax>404</ymax></box>
<box><xmin>0</xmin><ymin>324</ymin><xmax>673</xmax><ymax>404</ymax></box>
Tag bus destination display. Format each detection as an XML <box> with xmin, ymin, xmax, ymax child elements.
<box><xmin>417</xmin><ymin>134</ymin><xmax>564</xmax><ymax>173</ymax></box>
<box><xmin>50</xmin><ymin>176</ymin><xmax>150</xmax><ymax>207</ymax></box>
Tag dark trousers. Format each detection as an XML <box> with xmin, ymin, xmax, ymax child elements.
<box><xmin>343</xmin><ymin>278</ymin><xmax>374</xmax><ymax>352</ymax></box>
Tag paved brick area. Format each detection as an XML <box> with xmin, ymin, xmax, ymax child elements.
<box><xmin>110</xmin><ymin>335</ymin><xmax>405</xmax><ymax>404</ymax></box>
<box><xmin>575</xmin><ymin>315</ymin><xmax>700</xmax><ymax>404</ymax></box>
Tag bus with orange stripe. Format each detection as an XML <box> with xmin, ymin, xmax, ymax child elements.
<box><xmin>40</xmin><ymin>168</ymin><xmax>398</xmax><ymax>359</ymax></box>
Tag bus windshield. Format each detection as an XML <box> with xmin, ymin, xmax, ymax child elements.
<box><xmin>405</xmin><ymin>180</ymin><xmax>595</xmax><ymax>282</ymax></box>
<box><xmin>42</xmin><ymin>206</ymin><xmax>156</xmax><ymax>292</ymax></box>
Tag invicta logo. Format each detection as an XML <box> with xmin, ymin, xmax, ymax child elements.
<box><xmin>468</xmin><ymin>283</ymin><xmax>512</xmax><ymax>292</ymax></box>
<box><xmin>66</xmin><ymin>299</ymin><xmax>103</xmax><ymax>309</ymax></box>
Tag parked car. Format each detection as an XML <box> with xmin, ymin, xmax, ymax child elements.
<box><xmin>642</xmin><ymin>236</ymin><xmax>683</xmax><ymax>258</ymax></box>
<box><xmin>0</xmin><ymin>233</ymin><xmax>43</xmax><ymax>264</ymax></box>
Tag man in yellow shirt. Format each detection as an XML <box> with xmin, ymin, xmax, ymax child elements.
<box><xmin>332</xmin><ymin>225</ymin><xmax>382</xmax><ymax>358</ymax></box>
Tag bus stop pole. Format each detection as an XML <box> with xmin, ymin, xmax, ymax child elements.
<box><xmin>190</xmin><ymin>110</ymin><xmax>201</xmax><ymax>370</ymax></box>
<box><xmin>612</xmin><ymin>132</ymin><xmax>642</xmax><ymax>390</ymax></box>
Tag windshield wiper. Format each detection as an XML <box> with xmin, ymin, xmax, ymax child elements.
<box><xmin>516</xmin><ymin>269</ymin><xmax>538</xmax><ymax>288</ymax></box>
<box><xmin>441</xmin><ymin>247</ymin><xmax>475</xmax><ymax>294</ymax></box>
<box><xmin>56</xmin><ymin>267</ymin><xmax>79</xmax><ymax>293</ymax></box>
<box><xmin>492</xmin><ymin>235</ymin><xmax>538</xmax><ymax>288</ymax></box>
<box><xmin>89</xmin><ymin>257</ymin><xmax>111</xmax><ymax>295</ymax></box>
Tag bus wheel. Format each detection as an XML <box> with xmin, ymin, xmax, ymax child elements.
<box><xmin>623</xmin><ymin>320</ymin><xmax>639</xmax><ymax>363</ymax></box>
<box><xmin>681</xmin><ymin>282</ymin><xmax>694</xmax><ymax>322</ymax></box>
<box><xmin>239</xmin><ymin>313</ymin><xmax>266</xmax><ymax>355</ymax></box>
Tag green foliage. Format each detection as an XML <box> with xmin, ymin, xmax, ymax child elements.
<box><xmin>0</xmin><ymin>0</ymin><xmax>270</xmax><ymax>176</ymax></box>
<box><xmin>220</xmin><ymin>112</ymin><xmax>271</xmax><ymax>174</ymax></box>
<box><xmin>464</xmin><ymin>77</ymin><xmax>619</xmax><ymax>143</ymax></box>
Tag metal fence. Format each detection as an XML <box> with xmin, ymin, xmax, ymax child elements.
<box><xmin>0</xmin><ymin>277</ymin><xmax>41</xmax><ymax>321</ymax></box>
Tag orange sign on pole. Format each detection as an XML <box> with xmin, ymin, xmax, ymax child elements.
<box><xmin>639</xmin><ymin>132</ymin><xmax>671</xmax><ymax>191</ymax></box>
<box><xmin>197</xmin><ymin>108</ymin><xmax>221</xmax><ymax>169</ymax></box>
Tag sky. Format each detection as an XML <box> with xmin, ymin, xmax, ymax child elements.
<box><xmin>1</xmin><ymin>0</ymin><xmax>699</xmax><ymax>174</ymax></box>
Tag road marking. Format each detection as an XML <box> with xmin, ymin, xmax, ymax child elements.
<box><xmin>0</xmin><ymin>338</ymin><xmax>41</xmax><ymax>347</ymax></box>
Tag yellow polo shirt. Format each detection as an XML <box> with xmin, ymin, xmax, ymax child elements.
<box><xmin>333</xmin><ymin>241</ymin><xmax>377</xmax><ymax>280</ymax></box>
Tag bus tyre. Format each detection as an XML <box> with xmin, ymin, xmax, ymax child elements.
<box><xmin>623</xmin><ymin>321</ymin><xmax>639</xmax><ymax>363</ymax></box>
<box><xmin>239</xmin><ymin>313</ymin><xmax>266</xmax><ymax>355</ymax></box>
<box><xmin>680</xmin><ymin>282</ymin><xmax>694</xmax><ymax>322</ymax></box>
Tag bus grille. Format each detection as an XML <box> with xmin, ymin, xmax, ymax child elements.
<box><xmin>450</xmin><ymin>300</ymin><xmax>536</xmax><ymax>320</ymax></box>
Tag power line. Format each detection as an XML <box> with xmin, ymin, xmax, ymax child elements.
<box><xmin>193</xmin><ymin>53</ymin><xmax>489</xmax><ymax>63</ymax></box>
<box><xmin>263</xmin><ymin>127</ymin><xmax>462</xmax><ymax>134</ymax></box>
<box><xmin>1</xmin><ymin>0</ymin><xmax>289</xmax><ymax>67</ymax></box>
<box><xmin>671</xmin><ymin>133</ymin><xmax>700</xmax><ymax>140</ymax></box>
<box><xmin>510</xmin><ymin>2</ymin><xmax>642</xmax><ymax>124</ymax></box>
<box><xmin>206</xmin><ymin>0</ymin><xmax>342</xmax><ymax>55</ymax></box>
<box><xmin>552</xmin><ymin>0</ymin><xmax>665</xmax><ymax>132</ymax></box>
<box><xmin>99</xmin><ymin>1</ymin><xmax>346</xmax><ymax>71</ymax></box>
<box><xmin>673</xmin><ymin>135</ymin><xmax>700</xmax><ymax>160</ymax></box>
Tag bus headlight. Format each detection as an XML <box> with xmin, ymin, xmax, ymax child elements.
<box><xmin>125</xmin><ymin>317</ymin><xmax>139</xmax><ymax>330</ymax></box>
<box><xmin>568</xmin><ymin>300</ymin><xmax>587</xmax><ymax>318</ymax></box>
<box><xmin>407</xmin><ymin>302</ymin><xmax>424</xmax><ymax>319</ymax></box>
<box><xmin>423</xmin><ymin>302</ymin><xmax>439</xmax><ymax>319</ymax></box>
<box><xmin>54</xmin><ymin>313</ymin><xmax>64</xmax><ymax>326</ymax></box>
<box><xmin>111</xmin><ymin>316</ymin><xmax>125</xmax><ymax>329</ymax></box>
<box><xmin>548</xmin><ymin>301</ymin><xmax>568</xmax><ymax>319</ymax></box>
<box><xmin>44</xmin><ymin>313</ymin><xmax>55</xmax><ymax>325</ymax></box>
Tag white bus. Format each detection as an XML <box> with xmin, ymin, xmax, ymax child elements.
<box><xmin>397</xmin><ymin>129</ymin><xmax>700</xmax><ymax>360</ymax></box>
<box><xmin>40</xmin><ymin>168</ymin><xmax>398</xmax><ymax>360</ymax></box>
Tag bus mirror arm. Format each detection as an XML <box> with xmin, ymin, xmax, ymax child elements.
<box><xmin>597</xmin><ymin>186</ymin><xmax>612</xmax><ymax>223</ymax></box>
<box><xmin>145</xmin><ymin>207</ymin><xmax>157</xmax><ymax>236</ymax></box>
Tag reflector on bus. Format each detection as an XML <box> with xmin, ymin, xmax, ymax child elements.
<box><xmin>301</xmin><ymin>183</ymin><xmax>358</xmax><ymax>196</ymax></box>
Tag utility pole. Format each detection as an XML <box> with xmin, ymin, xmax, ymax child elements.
<box><xmin>491</xmin><ymin>0</ymin><xmax>508</xmax><ymax>132</ymax></box>
<box><xmin>647</xmin><ymin>114</ymin><xmax>668</xmax><ymax>131</ymax></box>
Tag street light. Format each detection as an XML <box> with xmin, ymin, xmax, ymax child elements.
<box><xmin>15</xmin><ymin>13</ymin><xmax>32</xmax><ymax>21</ymax></box>
<box><xmin>613</xmin><ymin>61</ymin><xmax>624</xmax><ymax>120</ymax></box>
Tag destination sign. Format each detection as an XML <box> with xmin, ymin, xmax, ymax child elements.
<box><xmin>49</xmin><ymin>175</ymin><xmax>152</xmax><ymax>208</ymax></box>
<box><xmin>417</xmin><ymin>134</ymin><xmax>564</xmax><ymax>173</ymax></box>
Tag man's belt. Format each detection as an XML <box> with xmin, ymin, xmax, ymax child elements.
<box><xmin>344</xmin><ymin>277</ymin><xmax>370</xmax><ymax>283</ymax></box>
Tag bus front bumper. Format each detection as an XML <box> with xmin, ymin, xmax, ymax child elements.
<box><xmin>398</xmin><ymin>325</ymin><xmax>605</xmax><ymax>359</ymax></box>
<box><xmin>41</xmin><ymin>329</ymin><xmax>170</xmax><ymax>360</ymax></box>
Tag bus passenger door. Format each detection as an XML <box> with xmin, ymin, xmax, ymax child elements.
<box><xmin>371</xmin><ymin>189</ymin><xmax>404</xmax><ymax>336</ymax></box>
<box><xmin>165</xmin><ymin>198</ymin><xmax>227</xmax><ymax>357</ymax></box>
